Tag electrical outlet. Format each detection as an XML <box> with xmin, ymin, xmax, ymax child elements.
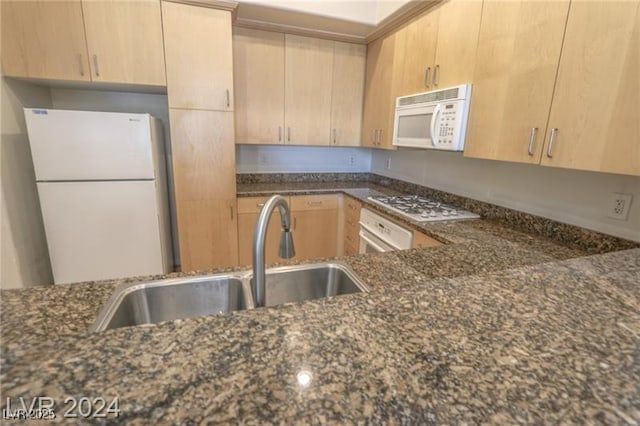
<box><xmin>259</xmin><ymin>154</ymin><xmax>267</xmax><ymax>165</ymax></box>
<box><xmin>349</xmin><ymin>156</ymin><xmax>355</xmax><ymax>165</ymax></box>
<box><xmin>386</xmin><ymin>158</ymin><xmax>392</xmax><ymax>169</ymax></box>
<box><xmin>608</xmin><ymin>193</ymin><xmax>633</xmax><ymax>220</ymax></box>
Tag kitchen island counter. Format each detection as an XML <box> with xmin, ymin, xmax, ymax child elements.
<box><xmin>1</xmin><ymin>178</ymin><xmax>638</xmax><ymax>424</ymax></box>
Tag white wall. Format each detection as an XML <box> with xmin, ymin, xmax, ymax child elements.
<box><xmin>236</xmin><ymin>144</ymin><xmax>372</xmax><ymax>173</ymax></box>
<box><xmin>1</xmin><ymin>78</ymin><xmax>54</xmax><ymax>289</ymax></box>
<box><xmin>371</xmin><ymin>149</ymin><xmax>640</xmax><ymax>242</ymax></box>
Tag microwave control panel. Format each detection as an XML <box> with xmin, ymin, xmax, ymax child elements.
<box><xmin>434</xmin><ymin>101</ymin><xmax>465</xmax><ymax>150</ymax></box>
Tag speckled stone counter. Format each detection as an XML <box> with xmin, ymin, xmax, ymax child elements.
<box><xmin>2</xmin><ymin>176</ymin><xmax>639</xmax><ymax>423</ymax></box>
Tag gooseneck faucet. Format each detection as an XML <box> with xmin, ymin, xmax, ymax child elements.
<box><xmin>253</xmin><ymin>195</ymin><xmax>296</xmax><ymax>307</ymax></box>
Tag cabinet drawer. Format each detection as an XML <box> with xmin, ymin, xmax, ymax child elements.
<box><xmin>237</xmin><ymin>196</ymin><xmax>290</xmax><ymax>214</ymax></box>
<box><xmin>290</xmin><ymin>194</ymin><xmax>338</xmax><ymax>211</ymax></box>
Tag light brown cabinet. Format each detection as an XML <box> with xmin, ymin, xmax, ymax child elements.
<box><xmin>343</xmin><ymin>196</ymin><xmax>362</xmax><ymax>256</ymax></box>
<box><xmin>412</xmin><ymin>231</ymin><xmax>442</xmax><ymax>249</ymax></box>
<box><xmin>233</xmin><ymin>28</ymin><xmax>285</xmax><ymax>144</ymax></box>
<box><xmin>464</xmin><ymin>0</ymin><xmax>571</xmax><ymax>164</ymax></box>
<box><xmin>362</xmin><ymin>33</ymin><xmax>397</xmax><ymax>149</ymax></box>
<box><xmin>284</xmin><ymin>35</ymin><xmax>334</xmax><ymax>145</ymax></box>
<box><xmin>330</xmin><ymin>42</ymin><xmax>367</xmax><ymax>146</ymax></box>
<box><xmin>163</xmin><ymin>1</ymin><xmax>234</xmax><ymax>110</ymax></box>
<box><xmin>1</xmin><ymin>0</ymin><xmax>166</xmax><ymax>86</ymax></box>
<box><xmin>81</xmin><ymin>0</ymin><xmax>166</xmax><ymax>86</ymax></box>
<box><xmin>290</xmin><ymin>195</ymin><xmax>339</xmax><ymax>261</ymax></box>
<box><xmin>1</xmin><ymin>0</ymin><xmax>90</xmax><ymax>81</ymax></box>
<box><xmin>397</xmin><ymin>11</ymin><xmax>439</xmax><ymax>96</ymax></box>
<box><xmin>237</xmin><ymin>196</ymin><xmax>288</xmax><ymax>266</ymax></box>
<box><xmin>540</xmin><ymin>1</ymin><xmax>640</xmax><ymax>176</ymax></box>
<box><xmin>169</xmin><ymin>109</ymin><xmax>238</xmax><ymax>271</ymax></box>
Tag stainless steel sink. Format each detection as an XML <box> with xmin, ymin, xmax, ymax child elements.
<box><xmin>90</xmin><ymin>262</ymin><xmax>367</xmax><ymax>332</ymax></box>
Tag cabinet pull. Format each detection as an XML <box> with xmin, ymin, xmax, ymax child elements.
<box><xmin>547</xmin><ymin>128</ymin><xmax>558</xmax><ymax>158</ymax></box>
<box><xmin>372</xmin><ymin>129</ymin><xmax>377</xmax><ymax>144</ymax></box>
<box><xmin>226</xmin><ymin>89</ymin><xmax>230</xmax><ymax>108</ymax></box>
<box><xmin>229</xmin><ymin>205</ymin><xmax>234</xmax><ymax>220</ymax></box>
<box><xmin>256</xmin><ymin>203</ymin><xmax>265</xmax><ymax>208</ymax></box>
<box><xmin>77</xmin><ymin>53</ymin><xmax>85</xmax><ymax>76</ymax></box>
<box><xmin>293</xmin><ymin>217</ymin><xmax>297</xmax><ymax>230</ymax></box>
<box><xmin>307</xmin><ymin>201</ymin><xmax>323</xmax><ymax>207</ymax></box>
<box><xmin>424</xmin><ymin>67</ymin><xmax>431</xmax><ymax>88</ymax></box>
<box><xmin>333</xmin><ymin>128</ymin><xmax>337</xmax><ymax>145</ymax></box>
<box><xmin>278</xmin><ymin>126</ymin><xmax>282</xmax><ymax>142</ymax></box>
<box><xmin>287</xmin><ymin>127</ymin><xmax>291</xmax><ymax>143</ymax></box>
<box><xmin>92</xmin><ymin>54</ymin><xmax>100</xmax><ymax>77</ymax></box>
<box><xmin>527</xmin><ymin>127</ymin><xmax>538</xmax><ymax>156</ymax></box>
<box><xmin>433</xmin><ymin>64</ymin><xmax>440</xmax><ymax>87</ymax></box>
<box><xmin>377</xmin><ymin>129</ymin><xmax>383</xmax><ymax>145</ymax></box>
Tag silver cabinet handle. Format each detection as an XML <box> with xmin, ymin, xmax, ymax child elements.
<box><xmin>333</xmin><ymin>128</ymin><xmax>337</xmax><ymax>145</ymax></box>
<box><xmin>547</xmin><ymin>128</ymin><xmax>558</xmax><ymax>158</ymax></box>
<box><xmin>226</xmin><ymin>89</ymin><xmax>230</xmax><ymax>108</ymax></box>
<box><xmin>424</xmin><ymin>67</ymin><xmax>431</xmax><ymax>88</ymax></box>
<box><xmin>293</xmin><ymin>217</ymin><xmax>297</xmax><ymax>230</ymax></box>
<box><xmin>377</xmin><ymin>129</ymin><xmax>383</xmax><ymax>145</ymax></box>
<box><xmin>77</xmin><ymin>53</ymin><xmax>85</xmax><ymax>76</ymax></box>
<box><xmin>307</xmin><ymin>201</ymin><xmax>323</xmax><ymax>207</ymax></box>
<box><xmin>287</xmin><ymin>127</ymin><xmax>291</xmax><ymax>143</ymax></box>
<box><xmin>92</xmin><ymin>54</ymin><xmax>100</xmax><ymax>77</ymax></box>
<box><xmin>278</xmin><ymin>126</ymin><xmax>282</xmax><ymax>142</ymax></box>
<box><xmin>372</xmin><ymin>129</ymin><xmax>377</xmax><ymax>144</ymax></box>
<box><xmin>433</xmin><ymin>64</ymin><xmax>440</xmax><ymax>87</ymax></box>
<box><xmin>528</xmin><ymin>127</ymin><xmax>538</xmax><ymax>156</ymax></box>
<box><xmin>256</xmin><ymin>203</ymin><xmax>265</xmax><ymax>208</ymax></box>
<box><xmin>229</xmin><ymin>205</ymin><xmax>234</xmax><ymax>220</ymax></box>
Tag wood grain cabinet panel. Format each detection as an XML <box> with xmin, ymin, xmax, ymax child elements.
<box><xmin>81</xmin><ymin>0</ymin><xmax>166</xmax><ymax>86</ymax></box>
<box><xmin>1</xmin><ymin>0</ymin><xmax>90</xmax><ymax>81</ymax></box>
<box><xmin>397</xmin><ymin>11</ymin><xmax>439</xmax><ymax>96</ymax></box>
<box><xmin>163</xmin><ymin>2</ymin><xmax>234</xmax><ymax>111</ymax></box>
<box><xmin>464</xmin><ymin>0</ymin><xmax>570</xmax><ymax>164</ymax></box>
<box><xmin>284</xmin><ymin>35</ymin><xmax>334</xmax><ymax>145</ymax></box>
<box><xmin>237</xmin><ymin>196</ymin><xmax>288</xmax><ymax>266</ymax></box>
<box><xmin>169</xmin><ymin>109</ymin><xmax>238</xmax><ymax>270</ymax></box>
<box><xmin>289</xmin><ymin>195</ymin><xmax>339</xmax><ymax>261</ymax></box>
<box><xmin>233</xmin><ymin>28</ymin><xmax>285</xmax><ymax>144</ymax></box>
<box><xmin>330</xmin><ymin>42</ymin><xmax>366</xmax><ymax>146</ymax></box>
<box><xmin>541</xmin><ymin>1</ymin><xmax>640</xmax><ymax>176</ymax></box>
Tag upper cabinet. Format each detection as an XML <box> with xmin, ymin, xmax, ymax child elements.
<box><xmin>541</xmin><ymin>1</ymin><xmax>640</xmax><ymax>176</ymax></box>
<box><xmin>284</xmin><ymin>35</ymin><xmax>334</xmax><ymax>145</ymax></box>
<box><xmin>1</xmin><ymin>0</ymin><xmax>90</xmax><ymax>81</ymax></box>
<box><xmin>1</xmin><ymin>0</ymin><xmax>166</xmax><ymax>86</ymax></box>
<box><xmin>233</xmin><ymin>27</ymin><xmax>285</xmax><ymax>144</ymax></box>
<box><xmin>163</xmin><ymin>2</ymin><xmax>234</xmax><ymax>110</ymax></box>
<box><xmin>465</xmin><ymin>0</ymin><xmax>639</xmax><ymax>176</ymax></box>
<box><xmin>464</xmin><ymin>0</ymin><xmax>570</xmax><ymax>164</ymax></box>
<box><xmin>81</xmin><ymin>0</ymin><xmax>166</xmax><ymax>86</ymax></box>
<box><xmin>397</xmin><ymin>12</ymin><xmax>438</xmax><ymax>96</ymax></box>
<box><xmin>233</xmin><ymin>30</ymin><xmax>365</xmax><ymax>146</ymax></box>
<box><xmin>330</xmin><ymin>42</ymin><xmax>366</xmax><ymax>146</ymax></box>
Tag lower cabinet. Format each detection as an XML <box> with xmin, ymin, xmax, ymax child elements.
<box><xmin>290</xmin><ymin>195</ymin><xmax>339</xmax><ymax>261</ymax></box>
<box><xmin>237</xmin><ymin>196</ymin><xmax>287</xmax><ymax>266</ymax></box>
<box><xmin>343</xmin><ymin>196</ymin><xmax>362</xmax><ymax>256</ymax></box>
<box><xmin>412</xmin><ymin>231</ymin><xmax>442</xmax><ymax>249</ymax></box>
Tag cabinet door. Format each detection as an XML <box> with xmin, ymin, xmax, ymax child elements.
<box><xmin>464</xmin><ymin>0</ymin><xmax>570</xmax><ymax>163</ymax></box>
<box><xmin>362</xmin><ymin>34</ymin><xmax>396</xmax><ymax>149</ymax></box>
<box><xmin>162</xmin><ymin>2</ymin><xmax>234</xmax><ymax>111</ymax></box>
<box><xmin>236</xmin><ymin>197</ymin><xmax>287</xmax><ymax>266</ymax></box>
<box><xmin>284</xmin><ymin>35</ymin><xmax>334</xmax><ymax>145</ymax></box>
<box><xmin>541</xmin><ymin>1</ymin><xmax>640</xmax><ymax>176</ymax></box>
<box><xmin>292</xmin><ymin>209</ymin><xmax>338</xmax><ymax>261</ymax></box>
<box><xmin>233</xmin><ymin>27</ymin><xmax>285</xmax><ymax>145</ymax></box>
<box><xmin>1</xmin><ymin>0</ymin><xmax>90</xmax><ymax>81</ymax></box>
<box><xmin>330</xmin><ymin>42</ymin><xmax>366</xmax><ymax>146</ymax></box>
<box><xmin>169</xmin><ymin>109</ymin><xmax>238</xmax><ymax>270</ymax></box>
<box><xmin>398</xmin><ymin>11</ymin><xmax>439</xmax><ymax>96</ymax></box>
<box><xmin>433</xmin><ymin>0</ymin><xmax>482</xmax><ymax>88</ymax></box>
<box><xmin>81</xmin><ymin>0</ymin><xmax>166</xmax><ymax>86</ymax></box>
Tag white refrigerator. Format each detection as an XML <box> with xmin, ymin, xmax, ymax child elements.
<box><xmin>24</xmin><ymin>108</ymin><xmax>173</xmax><ymax>285</ymax></box>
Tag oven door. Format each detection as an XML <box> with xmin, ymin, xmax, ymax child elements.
<box><xmin>392</xmin><ymin>103</ymin><xmax>440</xmax><ymax>148</ymax></box>
<box><xmin>359</xmin><ymin>228</ymin><xmax>397</xmax><ymax>254</ymax></box>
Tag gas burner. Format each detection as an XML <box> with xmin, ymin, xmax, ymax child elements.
<box><xmin>367</xmin><ymin>195</ymin><xmax>479</xmax><ymax>223</ymax></box>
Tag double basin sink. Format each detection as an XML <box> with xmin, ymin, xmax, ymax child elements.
<box><xmin>90</xmin><ymin>263</ymin><xmax>368</xmax><ymax>332</ymax></box>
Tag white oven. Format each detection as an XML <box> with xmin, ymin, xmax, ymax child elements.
<box><xmin>392</xmin><ymin>84</ymin><xmax>472</xmax><ymax>151</ymax></box>
<box><xmin>359</xmin><ymin>208</ymin><xmax>413</xmax><ymax>254</ymax></box>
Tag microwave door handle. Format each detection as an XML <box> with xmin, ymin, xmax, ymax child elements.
<box><xmin>429</xmin><ymin>104</ymin><xmax>442</xmax><ymax>147</ymax></box>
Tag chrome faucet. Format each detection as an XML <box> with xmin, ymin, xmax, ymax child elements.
<box><xmin>252</xmin><ymin>195</ymin><xmax>295</xmax><ymax>307</ymax></box>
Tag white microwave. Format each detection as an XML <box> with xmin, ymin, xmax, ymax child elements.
<box><xmin>392</xmin><ymin>84</ymin><xmax>472</xmax><ymax>151</ymax></box>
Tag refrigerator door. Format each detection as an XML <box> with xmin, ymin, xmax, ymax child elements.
<box><xmin>37</xmin><ymin>181</ymin><xmax>167</xmax><ymax>284</ymax></box>
<box><xmin>25</xmin><ymin>109</ymin><xmax>155</xmax><ymax>181</ymax></box>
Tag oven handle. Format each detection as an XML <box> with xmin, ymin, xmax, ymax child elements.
<box><xmin>359</xmin><ymin>223</ymin><xmax>403</xmax><ymax>251</ymax></box>
<box><xmin>359</xmin><ymin>231</ymin><xmax>391</xmax><ymax>252</ymax></box>
<box><xmin>429</xmin><ymin>103</ymin><xmax>442</xmax><ymax>147</ymax></box>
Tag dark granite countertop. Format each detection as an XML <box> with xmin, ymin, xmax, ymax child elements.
<box><xmin>2</xmin><ymin>179</ymin><xmax>639</xmax><ymax>423</ymax></box>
